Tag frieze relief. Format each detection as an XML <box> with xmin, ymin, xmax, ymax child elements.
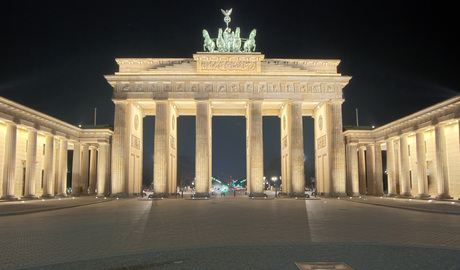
<box><xmin>114</xmin><ymin>81</ymin><xmax>343</xmax><ymax>95</ymax></box>
<box><xmin>200</xmin><ymin>60</ymin><xmax>257</xmax><ymax>72</ymax></box>
<box><xmin>317</xmin><ymin>135</ymin><xmax>327</xmax><ymax>149</ymax></box>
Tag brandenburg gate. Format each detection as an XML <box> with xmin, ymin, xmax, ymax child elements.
<box><xmin>104</xmin><ymin>10</ymin><xmax>351</xmax><ymax>197</ymax></box>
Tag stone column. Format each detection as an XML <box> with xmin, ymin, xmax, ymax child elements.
<box><xmin>23</xmin><ymin>129</ymin><xmax>38</xmax><ymax>199</ymax></box>
<box><xmin>365</xmin><ymin>144</ymin><xmax>375</xmax><ymax>195</ymax></box>
<box><xmin>435</xmin><ymin>125</ymin><xmax>452</xmax><ymax>199</ymax></box>
<box><xmin>248</xmin><ymin>101</ymin><xmax>264</xmax><ymax>197</ymax></box>
<box><xmin>153</xmin><ymin>102</ymin><xmax>168</xmax><ymax>196</ymax></box>
<box><xmin>195</xmin><ymin>101</ymin><xmax>211</xmax><ymax>197</ymax></box>
<box><xmin>56</xmin><ymin>139</ymin><xmax>68</xmax><ymax>197</ymax></box>
<box><xmin>386</xmin><ymin>139</ymin><xmax>397</xmax><ymax>196</ymax></box>
<box><xmin>80</xmin><ymin>144</ymin><xmax>89</xmax><ymax>195</ymax></box>
<box><xmin>346</xmin><ymin>143</ymin><xmax>360</xmax><ymax>196</ymax></box>
<box><xmin>399</xmin><ymin>135</ymin><xmax>412</xmax><ymax>197</ymax></box>
<box><xmin>1</xmin><ymin>123</ymin><xmax>17</xmax><ymax>200</ymax></box>
<box><xmin>111</xmin><ymin>101</ymin><xmax>129</xmax><ymax>196</ymax></box>
<box><xmin>97</xmin><ymin>143</ymin><xmax>110</xmax><ymax>196</ymax></box>
<box><xmin>88</xmin><ymin>147</ymin><xmax>97</xmax><ymax>195</ymax></box>
<box><xmin>415</xmin><ymin>130</ymin><xmax>429</xmax><ymax>199</ymax></box>
<box><xmin>42</xmin><ymin>135</ymin><xmax>55</xmax><ymax>198</ymax></box>
<box><xmin>374</xmin><ymin>143</ymin><xmax>384</xmax><ymax>196</ymax></box>
<box><xmin>71</xmin><ymin>142</ymin><xmax>81</xmax><ymax>196</ymax></box>
<box><xmin>330</xmin><ymin>102</ymin><xmax>346</xmax><ymax>196</ymax></box>
<box><xmin>358</xmin><ymin>146</ymin><xmax>366</xmax><ymax>195</ymax></box>
<box><xmin>290</xmin><ymin>102</ymin><xmax>305</xmax><ymax>196</ymax></box>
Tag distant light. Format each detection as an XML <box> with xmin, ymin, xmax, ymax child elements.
<box><xmin>21</xmin><ymin>201</ymin><xmax>24</xmax><ymax>203</ymax></box>
<box><xmin>116</xmin><ymin>198</ymin><xmax>119</xmax><ymax>200</ymax></box>
<box><xmin>41</xmin><ymin>199</ymin><xmax>45</xmax><ymax>202</ymax></box>
<box><xmin>78</xmin><ymin>125</ymin><xmax>81</xmax><ymax>127</ymax></box>
<box><xmin>349</xmin><ymin>197</ymin><xmax>352</xmax><ymax>199</ymax></box>
<box><xmin>451</xmin><ymin>202</ymin><xmax>455</xmax><ymax>205</ymax></box>
<box><xmin>338</xmin><ymin>197</ymin><xmax>341</xmax><ymax>200</ymax></box>
<box><xmin>295</xmin><ymin>197</ymin><xmax>298</xmax><ymax>200</ymax></box>
<box><xmin>428</xmin><ymin>200</ymin><xmax>433</xmax><ymax>203</ymax></box>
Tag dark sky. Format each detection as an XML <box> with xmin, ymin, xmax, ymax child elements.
<box><xmin>2</xmin><ymin>1</ymin><xmax>459</xmax><ymax>183</ymax></box>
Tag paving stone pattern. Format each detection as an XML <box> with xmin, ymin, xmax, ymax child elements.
<box><xmin>0</xmin><ymin>195</ymin><xmax>459</xmax><ymax>270</ymax></box>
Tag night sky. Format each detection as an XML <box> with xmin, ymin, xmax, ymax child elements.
<box><xmin>2</xmin><ymin>1</ymin><xmax>459</xmax><ymax>184</ymax></box>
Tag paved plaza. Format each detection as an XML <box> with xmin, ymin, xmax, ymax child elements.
<box><xmin>1</xmin><ymin>194</ymin><xmax>460</xmax><ymax>270</ymax></box>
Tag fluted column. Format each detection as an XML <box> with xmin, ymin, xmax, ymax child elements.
<box><xmin>291</xmin><ymin>102</ymin><xmax>305</xmax><ymax>196</ymax></box>
<box><xmin>42</xmin><ymin>135</ymin><xmax>55</xmax><ymax>198</ymax></box>
<box><xmin>330</xmin><ymin>102</ymin><xmax>346</xmax><ymax>196</ymax></box>
<box><xmin>365</xmin><ymin>144</ymin><xmax>375</xmax><ymax>195</ymax></box>
<box><xmin>346</xmin><ymin>143</ymin><xmax>359</xmax><ymax>196</ymax></box>
<box><xmin>195</xmin><ymin>101</ymin><xmax>211</xmax><ymax>197</ymax></box>
<box><xmin>248</xmin><ymin>101</ymin><xmax>264</xmax><ymax>197</ymax></box>
<box><xmin>1</xmin><ymin>123</ymin><xmax>17</xmax><ymax>200</ymax></box>
<box><xmin>23</xmin><ymin>129</ymin><xmax>38</xmax><ymax>199</ymax></box>
<box><xmin>97</xmin><ymin>143</ymin><xmax>110</xmax><ymax>196</ymax></box>
<box><xmin>153</xmin><ymin>102</ymin><xmax>168</xmax><ymax>196</ymax></box>
<box><xmin>399</xmin><ymin>135</ymin><xmax>412</xmax><ymax>197</ymax></box>
<box><xmin>111</xmin><ymin>101</ymin><xmax>129</xmax><ymax>195</ymax></box>
<box><xmin>71</xmin><ymin>142</ymin><xmax>81</xmax><ymax>196</ymax></box>
<box><xmin>374</xmin><ymin>143</ymin><xmax>384</xmax><ymax>196</ymax></box>
<box><xmin>386</xmin><ymin>139</ymin><xmax>397</xmax><ymax>196</ymax></box>
<box><xmin>56</xmin><ymin>139</ymin><xmax>68</xmax><ymax>197</ymax></box>
<box><xmin>435</xmin><ymin>125</ymin><xmax>452</xmax><ymax>199</ymax></box>
<box><xmin>80</xmin><ymin>144</ymin><xmax>89</xmax><ymax>195</ymax></box>
<box><xmin>88</xmin><ymin>147</ymin><xmax>97</xmax><ymax>195</ymax></box>
<box><xmin>358</xmin><ymin>146</ymin><xmax>366</xmax><ymax>195</ymax></box>
<box><xmin>415</xmin><ymin>130</ymin><xmax>429</xmax><ymax>199</ymax></box>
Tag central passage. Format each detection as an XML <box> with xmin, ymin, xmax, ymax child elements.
<box><xmin>212</xmin><ymin>116</ymin><xmax>246</xmax><ymax>186</ymax></box>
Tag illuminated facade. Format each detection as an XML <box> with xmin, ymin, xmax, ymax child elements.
<box><xmin>344</xmin><ymin>96</ymin><xmax>460</xmax><ymax>199</ymax></box>
<box><xmin>0</xmin><ymin>97</ymin><xmax>112</xmax><ymax>200</ymax></box>
<box><xmin>104</xmin><ymin>53</ymin><xmax>351</xmax><ymax>197</ymax></box>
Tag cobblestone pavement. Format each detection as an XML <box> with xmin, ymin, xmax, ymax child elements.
<box><xmin>0</xmin><ymin>195</ymin><xmax>459</xmax><ymax>270</ymax></box>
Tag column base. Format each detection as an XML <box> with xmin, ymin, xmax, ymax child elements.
<box><xmin>56</xmin><ymin>193</ymin><xmax>68</xmax><ymax>198</ymax></box>
<box><xmin>436</xmin><ymin>194</ymin><xmax>453</xmax><ymax>200</ymax></box>
<box><xmin>249</xmin><ymin>192</ymin><xmax>266</xmax><ymax>198</ymax></box>
<box><xmin>1</xmin><ymin>195</ymin><xmax>18</xmax><ymax>201</ymax></box>
<box><xmin>41</xmin><ymin>194</ymin><xmax>55</xmax><ymax>199</ymax></box>
<box><xmin>416</xmin><ymin>194</ymin><xmax>431</xmax><ymax>200</ymax></box>
<box><xmin>111</xmin><ymin>193</ymin><xmax>129</xmax><ymax>198</ymax></box>
<box><xmin>331</xmin><ymin>192</ymin><xmax>347</xmax><ymax>198</ymax></box>
<box><xmin>193</xmin><ymin>192</ymin><xmax>210</xmax><ymax>198</ymax></box>
<box><xmin>287</xmin><ymin>192</ymin><xmax>306</xmax><ymax>198</ymax></box>
<box><xmin>387</xmin><ymin>193</ymin><xmax>398</xmax><ymax>197</ymax></box>
<box><xmin>21</xmin><ymin>195</ymin><xmax>39</xmax><ymax>200</ymax></box>
<box><xmin>398</xmin><ymin>193</ymin><xmax>413</xmax><ymax>198</ymax></box>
